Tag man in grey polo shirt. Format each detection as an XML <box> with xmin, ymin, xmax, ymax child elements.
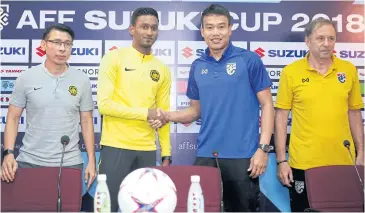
<box><xmin>1</xmin><ymin>24</ymin><xmax>96</xmax><ymax>188</ymax></box>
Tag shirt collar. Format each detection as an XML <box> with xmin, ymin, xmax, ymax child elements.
<box><xmin>304</xmin><ymin>52</ymin><xmax>337</xmax><ymax>73</ymax></box>
<box><xmin>130</xmin><ymin>46</ymin><xmax>154</xmax><ymax>61</ymax></box>
<box><xmin>204</xmin><ymin>41</ymin><xmax>234</xmax><ymax>62</ymax></box>
<box><xmin>41</xmin><ymin>60</ymin><xmax>70</xmax><ymax>78</ymax></box>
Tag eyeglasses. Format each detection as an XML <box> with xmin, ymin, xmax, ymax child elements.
<box><xmin>46</xmin><ymin>40</ymin><xmax>73</xmax><ymax>49</ymax></box>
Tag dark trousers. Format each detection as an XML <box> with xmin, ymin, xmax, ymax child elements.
<box><xmin>289</xmin><ymin>168</ymin><xmax>311</xmax><ymax>212</ymax></box>
<box><xmin>98</xmin><ymin>146</ymin><xmax>156</xmax><ymax>212</ymax></box>
<box><xmin>194</xmin><ymin>157</ymin><xmax>260</xmax><ymax>212</ymax></box>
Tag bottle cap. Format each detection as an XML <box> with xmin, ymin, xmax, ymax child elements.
<box><xmin>191</xmin><ymin>175</ymin><xmax>200</xmax><ymax>182</ymax></box>
<box><xmin>98</xmin><ymin>174</ymin><xmax>107</xmax><ymax>181</ymax></box>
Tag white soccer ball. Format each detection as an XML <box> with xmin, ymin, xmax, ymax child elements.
<box><xmin>118</xmin><ymin>168</ymin><xmax>177</xmax><ymax>212</ymax></box>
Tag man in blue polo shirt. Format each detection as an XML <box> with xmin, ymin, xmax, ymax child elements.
<box><xmin>149</xmin><ymin>4</ymin><xmax>274</xmax><ymax>212</ymax></box>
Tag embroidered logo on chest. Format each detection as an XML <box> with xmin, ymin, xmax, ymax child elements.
<box><xmin>150</xmin><ymin>70</ymin><xmax>160</xmax><ymax>82</ymax></box>
<box><xmin>226</xmin><ymin>62</ymin><xmax>236</xmax><ymax>75</ymax></box>
<box><xmin>337</xmin><ymin>72</ymin><xmax>346</xmax><ymax>83</ymax></box>
<box><xmin>68</xmin><ymin>86</ymin><xmax>78</xmax><ymax>96</ymax></box>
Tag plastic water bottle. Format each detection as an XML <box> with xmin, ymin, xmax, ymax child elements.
<box><xmin>187</xmin><ymin>175</ymin><xmax>205</xmax><ymax>213</ymax></box>
<box><xmin>94</xmin><ymin>174</ymin><xmax>111</xmax><ymax>213</ymax></box>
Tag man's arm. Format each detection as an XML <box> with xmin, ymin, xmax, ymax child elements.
<box><xmin>156</xmin><ymin>67</ymin><xmax>172</xmax><ymax>162</ymax></box>
<box><xmin>2</xmin><ymin>74</ymin><xmax>27</xmax><ymax>182</ymax></box>
<box><xmin>348</xmin><ymin>66</ymin><xmax>365</xmax><ymax>165</ymax></box>
<box><xmin>97</xmin><ymin>51</ymin><xmax>149</xmax><ymax>120</ymax></box>
<box><xmin>80</xmin><ymin>111</ymin><xmax>95</xmax><ymax>164</ymax></box>
<box><xmin>2</xmin><ymin>105</ymin><xmax>23</xmax><ymax>182</ymax></box>
<box><xmin>80</xmin><ymin>110</ymin><xmax>97</xmax><ymax>187</ymax></box>
<box><xmin>274</xmin><ymin>109</ymin><xmax>290</xmax><ymax>162</ymax></box>
<box><xmin>349</xmin><ymin>110</ymin><xmax>364</xmax><ymax>164</ymax></box>
<box><xmin>257</xmin><ymin>88</ymin><xmax>274</xmax><ymax>146</ymax></box>
<box><xmin>167</xmin><ymin>100</ymin><xmax>201</xmax><ymax>123</ymax></box>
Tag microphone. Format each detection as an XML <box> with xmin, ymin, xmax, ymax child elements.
<box><xmin>212</xmin><ymin>151</ymin><xmax>224</xmax><ymax>212</ymax></box>
<box><xmin>343</xmin><ymin>140</ymin><xmax>364</xmax><ymax>191</ymax></box>
<box><xmin>57</xmin><ymin>135</ymin><xmax>70</xmax><ymax>212</ymax></box>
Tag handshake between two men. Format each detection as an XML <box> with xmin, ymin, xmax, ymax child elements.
<box><xmin>147</xmin><ymin>108</ymin><xmax>170</xmax><ymax>129</ymax></box>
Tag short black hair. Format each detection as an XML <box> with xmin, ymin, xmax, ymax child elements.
<box><xmin>42</xmin><ymin>23</ymin><xmax>75</xmax><ymax>41</ymax></box>
<box><xmin>201</xmin><ymin>4</ymin><xmax>232</xmax><ymax>27</ymax></box>
<box><xmin>131</xmin><ymin>7</ymin><xmax>159</xmax><ymax>26</ymax></box>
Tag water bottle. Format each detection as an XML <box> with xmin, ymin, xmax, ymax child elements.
<box><xmin>187</xmin><ymin>175</ymin><xmax>205</xmax><ymax>213</ymax></box>
<box><xmin>94</xmin><ymin>174</ymin><xmax>111</xmax><ymax>213</ymax></box>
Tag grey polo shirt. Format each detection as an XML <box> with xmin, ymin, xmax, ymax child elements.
<box><xmin>10</xmin><ymin>63</ymin><xmax>93</xmax><ymax>167</ymax></box>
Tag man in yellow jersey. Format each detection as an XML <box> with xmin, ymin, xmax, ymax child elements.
<box><xmin>275</xmin><ymin>18</ymin><xmax>364</xmax><ymax>212</ymax></box>
<box><xmin>97</xmin><ymin>7</ymin><xmax>171</xmax><ymax>211</ymax></box>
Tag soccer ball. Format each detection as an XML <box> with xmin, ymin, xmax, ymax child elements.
<box><xmin>118</xmin><ymin>168</ymin><xmax>177</xmax><ymax>212</ymax></box>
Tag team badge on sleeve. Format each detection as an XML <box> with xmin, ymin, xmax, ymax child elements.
<box><xmin>150</xmin><ymin>70</ymin><xmax>160</xmax><ymax>82</ymax></box>
<box><xmin>68</xmin><ymin>86</ymin><xmax>78</xmax><ymax>96</ymax></box>
<box><xmin>226</xmin><ymin>62</ymin><xmax>236</xmax><ymax>75</ymax></box>
<box><xmin>337</xmin><ymin>72</ymin><xmax>346</xmax><ymax>83</ymax></box>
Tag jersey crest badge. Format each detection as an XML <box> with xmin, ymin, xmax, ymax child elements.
<box><xmin>226</xmin><ymin>62</ymin><xmax>236</xmax><ymax>75</ymax></box>
<box><xmin>68</xmin><ymin>86</ymin><xmax>78</xmax><ymax>96</ymax></box>
<box><xmin>337</xmin><ymin>72</ymin><xmax>346</xmax><ymax>83</ymax></box>
<box><xmin>150</xmin><ymin>70</ymin><xmax>160</xmax><ymax>82</ymax></box>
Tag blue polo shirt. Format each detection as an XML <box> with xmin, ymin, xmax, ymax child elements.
<box><xmin>186</xmin><ymin>42</ymin><xmax>272</xmax><ymax>158</ymax></box>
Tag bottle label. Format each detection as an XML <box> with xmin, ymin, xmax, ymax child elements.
<box><xmin>95</xmin><ymin>192</ymin><xmax>110</xmax><ymax>213</ymax></box>
<box><xmin>190</xmin><ymin>192</ymin><xmax>204</xmax><ymax>213</ymax></box>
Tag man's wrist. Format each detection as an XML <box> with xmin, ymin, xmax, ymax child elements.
<box><xmin>161</xmin><ymin>156</ymin><xmax>172</xmax><ymax>163</ymax></box>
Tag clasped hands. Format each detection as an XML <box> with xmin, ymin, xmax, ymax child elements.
<box><xmin>147</xmin><ymin>108</ymin><xmax>169</xmax><ymax>129</ymax></box>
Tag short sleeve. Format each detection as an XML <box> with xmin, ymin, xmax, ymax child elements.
<box><xmin>10</xmin><ymin>75</ymin><xmax>27</xmax><ymax>108</ymax></box>
<box><xmin>80</xmin><ymin>78</ymin><xmax>94</xmax><ymax>112</ymax></box>
<box><xmin>275</xmin><ymin>66</ymin><xmax>293</xmax><ymax>110</ymax></box>
<box><xmin>186</xmin><ymin>63</ymin><xmax>200</xmax><ymax>100</ymax></box>
<box><xmin>247</xmin><ymin>53</ymin><xmax>272</xmax><ymax>93</ymax></box>
<box><xmin>348</xmin><ymin>66</ymin><xmax>364</xmax><ymax>110</ymax></box>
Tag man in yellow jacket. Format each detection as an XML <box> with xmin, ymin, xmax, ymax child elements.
<box><xmin>97</xmin><ymin>7</ymin><xmax>171</xmax><ymax>211</ymax></box>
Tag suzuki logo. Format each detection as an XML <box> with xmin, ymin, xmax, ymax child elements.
<box><xmin>109</xmin><ymin>46</ymin><xmax>118</xmax><ymax>51</ymax></box>
<box><xmin>182</xmin><ymin>47</ymin><xmax>193</xmax><ymax>58</ymax></box>
<box><xmin>255</xmin><ymin>47</ymin><xmax>265</xmax><ymax>58</ymax></box>
<box><xmin>36</xmin><ymin>46</ymin><xmax>46</xmax><ymax>57</ymax></box>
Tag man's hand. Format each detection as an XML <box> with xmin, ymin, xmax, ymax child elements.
<box><xmin>356</xmin><ymin>154</ymin><xmax>364</xmax><ymax>165</ymax></box>
<box><xmin>162</xmin><ymin>159</ymin><xmax>170</xmax><ymax>166</ymax></box>
<box><xmin>247</xmin><ymin>149</ymin><xmax>268</xmax><ymax>178</ymax></box>
<box><xmin>1</xmin><ymin>154</ymin><xmax>18</xmax><ymax>182</ymax></box>
<box><xmin>277</xmin><ymin>162</ymin><xmax>294</xmax><ymax>187</ymax></box>
<box><xmin>148</xmin><ymin>108</ymin><xmax>169</xmax><ymax>129</ymax></box>
<box><xmin>84</xmin><ymin>161</ymin><xmax>96</xmax><ymax>189</ymax></box>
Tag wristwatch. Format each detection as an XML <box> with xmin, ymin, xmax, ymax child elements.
<box><xmin>3</xmin><ymin>149</ymin><xmax>14</xmax><ymax>157</ymax></box>
<box><xmin>161</xmin><ymin>156</ymin><xmax>172</xmax><ymax>164</ymax></box>
<box><xmin>259</xmin><ymin>144</ymin><xmax>271</xmax><ymax>153</ymax></box>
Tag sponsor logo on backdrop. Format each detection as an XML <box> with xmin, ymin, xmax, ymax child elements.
<box><xmin>92</xmin><ymin>95</ymin><xmax>98</xmax><ymax>109</ymax></box>
<box><xmin>1</xmin><ymin>39</ymin><xmax>29</xmax><ymax>63</ymax></box>
<box><xmin>90</xmin><ymin>80</ymin><xmax>97</xmax><ymax>92</ymax></box>
<box><xmin>176</xmin><ymin>118</ymin><xmax>201</xmax><ymax>133</ymax></box>
<box><xmin>0</xmin><ymin>4</ymin><xmax>9</xmax><ymax>31</ymax></box>
<box><xmin>1</xmin><ymin>66</ymin><xmax>27</xmax><ymax>77</ymax></box>
<box><xmin>358</xmin><ymin>69</ymin><xmax>364</xmax><ymax>80</ymax></box>
<box><xmin>104</xmin><ymin>40</ymin><xmax>175</xmax><ymax>64</ymax></box>
<box><xmin>271</xmin><ymin>82</ymin><xmax>279</xmax><ymax>93</ymax></box>
<box><xmin>177</xmin><ymin>80</ymin><xmax>188</xmax><ymax>93</ymax></box>
<box><xmin>266</xmin><ymin>67</ymin><xmax>282</xmax><ymax>80</ymax></box>
<box><xmin>32</xmin><ymin>40</ymin><xmax>102</xmax><ymax>63</ymax></box>
<box><xmin>177</xmin><ymin>95</ymin><xmax>190</xmax><ymax>107</ymax></box>
<box><xmin>251</xmin><ymin>42</ymin><xmax>308</xmax><ymax>65</ymax></box>
<box><xmin>0</xmin><ymin>94</ymin><xmax>11</xmax><ymax>106</ymax></box>
<box><xmin>178</xmin><ymin>41</ymin><xmax>248</xmax><ymax>64</ymax></box>
<box><xmin>177</xmin><ymin>67</ymin><xmax>190</xmax><ymax>79</ymax></box>
<box><xmin>1</xmin><ymin>109</ymin><xmax>26</xmax><ymax>132</ymax></box>
<box><xmin>1</xmin><ymin>80</ymin><xmax>15</xmax><ymax>92</ymax></box>
<box><xmin>335</xmin><ymin>43</ymin><xmax>365</xmax><ymax>66</ymax></box>
<box><xmin>177</xmin><ymin>141</ymin><xmax>197</xmax><ymax>150</ymax></box>
<box><xmin>74</xmin><ymin>66</ymin><xmax>99</xmax><ymax>77</ymax></box>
